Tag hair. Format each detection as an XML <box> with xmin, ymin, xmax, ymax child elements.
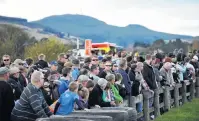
<box><xmin>69</xmin><ymin>82</ymin><xmax>78</xmax><ymax>92</ymax></box>
<box><xmin>105</xmin><ymin>82</ymin><xmax>111</xmax><ymax>90</ymax></box>
<box><xmin>119</xmin><ymin>59</ymin><xmax>127</xmax><ymax>68</ymax></box>
<box><xmin>79</xmin><ymin>68</ymin><xmax>89</xmax><ymax>76</ymax></box>
<box><xmin>78</xmin><ymin>87</ymin><xmax>89</xmax><ymax>100</ymax></box>
<box><xmin>102</xmin><ymin>58</ymin><xmax>107</xmax><ymax>63</ymax></box>
<box><xmin>25</xmin><ymin>58</ymin><xmax>34</xmax><ymax>66</ymax></box>
<box><xmin>2</xmin><ymin>54</ymin><xmax>10</xmax><ymax>59</ymax></box>
<box><xmin>145</xmin><ymin>54</ymin><xmax>152</xmax><ymax>61</ymax></box>
<box><xmin>84</xmin><ymin>57</ymin><xmax>91</xmax><ymax>64</ymax></box>
<box><xmin>38</xmin><ymin>54</ymin><xmax>46</xmax><ymax>60</ymax></box>
<box><xmin>86</xmin><ymin>80</ymin><xmax>95</xmax><ymax>89</ymax></box>
<box><xmin>58</xmin><ymin>53</ymin><xmax>65</xmax><ymax>60</ymax></box>
<box><xmin>31</xmin><ymin>70</ymin><xmax>44</xmax><ymax>84</ymax></box>
<box><xmin>90</xmin><ymin>65</ymin><xmax>98</xmax><ymax>72</ymax></box>
<box><xmin>92</xmin><ymin>55</ymin><xmax>98</xmax><ymax>59</ymax></box>
<box><xmin>62</xmin><ymin>67</ymin><xmax>71</xmax><ymax>77</ymax></box>
<box><xmin>126</xmin><ymin>56</ymin><xmax>133</xmax><ymax>63</ymax></box>
<box><xmin>115</xmin><ymin>73</ymin><xmax>123</xmax><ymax>82</ymax></box>
<box><xmin>105</xmin><ymin>74</ymin><xmax>115</xmax><ymax>82</ymax></box>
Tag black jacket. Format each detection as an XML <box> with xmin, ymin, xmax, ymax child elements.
<box><xmin>35</xmin><ymin>60</ymin><xmax>49</xmax><ymax>69</ymax></box>
<box><xmin>8</xmin><ymin>75</ymin><xmax>23</xmax><ymax>101</ymax></box>
<box><xmin>143</xmin><ymin>62</ymin><xmax>157</xmax><ymax>90</ymax></box>
<box><xmin>0</xmin><ymin>80</ymin><xmax>15</xmax><ymax>121</ymax></box>
<box><xmin>99</xmin><ymin>71</ymin><xmax>107</xmax><ymax>79</ymax></box>
<box><xmin>57</xmin><ymin>61</ymin><xmax>64</xmax><ymax>74</ymax></box>
<box><xmin>88</xmin><ymin>84</ymin><xmax>111</xmax><ymax>107</ymax></box>
<box><xmin>19</xmin><ymin>73</ymin><xmax>27</xmax><ymax>88</ymax></box>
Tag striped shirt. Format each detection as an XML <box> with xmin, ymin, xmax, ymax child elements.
<box><xmin>11</xmin><ymin>83</ymin><xmax>52</xmax><ymax>121</ymax></box>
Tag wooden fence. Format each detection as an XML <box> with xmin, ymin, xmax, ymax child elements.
<box><xmin>128</xmin><ymin>77</ymin><xmax>199</xmax><ymax>121</ymax></box>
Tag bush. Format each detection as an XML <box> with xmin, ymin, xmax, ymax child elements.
<box><xmin>25</xmin><ymin>37</ymin><xmax>71</xmax><ymax>62</ymax></box>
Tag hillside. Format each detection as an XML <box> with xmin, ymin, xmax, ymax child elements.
<box><xmin>33</xmin><ymin>14</ymin><xmax>193</xmax><ymax>47</ymax></box>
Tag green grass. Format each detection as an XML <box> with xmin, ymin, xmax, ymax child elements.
<box><xmin>155</xmin><ymin>99</ymin><xmax>199</xmax><ymax>121</ymax></box>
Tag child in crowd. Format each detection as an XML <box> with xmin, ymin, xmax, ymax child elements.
<box><xmin>102</xmin><ymin>82</ymin><xmax>115</xmax><ymax>103</ymax></box>
<box><xmin>75</xmin><ymin>85</ymin><xmax>89</xmax><ymax>110</ymax></box>
<box><xmin>55</xmin><ymin>82</ymin><xmax>88</xmax><ymax>115</ymax></box>
<box><xmin>86</xmin><ymin>80</ymin><xmax>95</xmax><ymax>92</ymax></box>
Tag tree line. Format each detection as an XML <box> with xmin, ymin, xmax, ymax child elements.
<box><xmin>0</xmin><ymin>24</ymin><xmax>71</xmax><ymax>62</ymax></box>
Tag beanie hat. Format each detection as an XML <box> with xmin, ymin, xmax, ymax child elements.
<box><xmin>193</xmin><ymin>55</ymin><xmax>198</xmax><ymax>61</ymax></box>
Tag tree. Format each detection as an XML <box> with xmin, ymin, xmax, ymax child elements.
<box><xmin>192</xmin><ymin>40</ymin><xmax>199</xmax><ymax>50</ymax></box>
<box><xmin>25</xmin><ymin>37</ymin><xmax>71</xmax><ymax>62</ymax></box>
<box><xmin>0</xmin><ymin>24</ymin><xmax>36</xmax><ymax>60</ymax></box>
<box><xmin>152</xmin><ymin>39</ymin><xmax>165</xmax><ymax>49</ymax></box>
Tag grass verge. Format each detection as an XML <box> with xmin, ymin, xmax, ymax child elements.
<box><xmin>155</xmin><ymin>99</ymin><xmax>199</xmax><ymax>121</ymax></box>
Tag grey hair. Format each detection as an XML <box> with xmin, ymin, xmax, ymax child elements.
<box><xmin>31</xmin><ymin>70</ymin><xmax>44</xmax><ymax>83</ymax></box>
<box><xmin>119</xmin><ymin>59</ymin><xmax>127</xmax><ymax>68</ymax></box>
<box><xmin>106</xmin><ymin>74</ymin><xmax>115</xmax><ymax>82</ymax></box>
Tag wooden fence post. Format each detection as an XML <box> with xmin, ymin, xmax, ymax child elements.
<box><xmin>190</xmin><ymin>80</ymin><xmax>195</xmax><ymax>100</ymax></box>
<box><xmin>182</xmin><ymin>81</ymin><xmax>187</xmax><ymax>104</ymax></box>
<box><xmin>130</xmin><ymin>96</ymin><xmax>136</xmax><ymax>109</ymax></box>
<box><xmin>143</xmin><ymin>90</ymin><xmax>150</xmax><ymax>121</ymax></box>
<box><xmin>164</xmin><ymin>86</ymin><xmax>170</xmax><ymax>111</ymax></box>
<box><xmin>174</xmin><ymin>84</ymin><xmax>179</xmax><ymax>108</ymax></box>
<box><xmin>154</xmin><ymin>89</ymin><xmax>160</xmax><ymax>118</ymax></box>
<box><xmin>196</xmin><ymin>77</ymin><xmax>199</xmax><ymax>98</ymax></box>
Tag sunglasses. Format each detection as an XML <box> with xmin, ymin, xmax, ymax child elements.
<box><xmin>105</xmin><ymin>65</ymin><xmax>112</xmax><ymax>67</ymax></box>
<box><xmin>3</xmin><ymin>59</ymin><xmax>10</xmax><ymax>61</ymax></box>
<box><xmin>92</xmin><ymin>59</ymin><xmax>98</xmax><ymax>61</ymax></box>
<box><xmin>18</xmin><ymin>63</ymin><xmax>24</xmax><ymax>66</ymax></box>
<box><xmin>113</xmin><ymin>65</ymin><xmax>118</xmax><ymax>67</ymax></box>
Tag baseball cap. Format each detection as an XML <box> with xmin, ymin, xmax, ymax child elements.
<box><xmin>50</xmin><ymin>61</ymin><xmax>58</xmax><ymax>66</ymax></box>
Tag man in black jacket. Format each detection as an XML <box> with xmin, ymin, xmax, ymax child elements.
<box><xmin>143</xmin><ymin>54</ymin><xmax>157</xmax><ymax>90</ymax></box>
<box><xmin>35</xmin><ymin>54</ymin><xmax>49</xmax><ymax>69</ymax></box>
<box><xmin>0</xmin><ymin>67</ymin><xmax>15</xmax><ymax>121</ymax></box>
<box><xmin>57</xmin><ymin>53</ymin><xmax>67</xmax><ymax>74</ymax></box>
<box><xmin>8</xmin><ymin>66</ymin><xmax>23</xmax><ymax>101</ymax></box>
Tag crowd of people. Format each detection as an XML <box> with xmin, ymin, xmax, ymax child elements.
<box><xmin>0</xmin><ymin>49</ymin><xmax>199</xmax><ymax>121</ymax></box>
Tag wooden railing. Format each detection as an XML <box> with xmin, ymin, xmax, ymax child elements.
<box><xmin>128</xmin><ymin>77</ymin><xmax>199</xmax><ymax>121</ymax></box>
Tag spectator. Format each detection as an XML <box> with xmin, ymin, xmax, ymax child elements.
<box><xmin>0</xmin><ymin>54</ymin><xmax>11</xmax><ymax>68</ymax></box>
<box><xmin>112</xmin><ymin>62</ymin><xmax>118</xmax><ymax>72</ymax></box>
<box><xmin>88</xmin><ymin>78</ymin><xmax>115</xmax><ymax>107</ymax></box>
<box><xmin>106</xmin><ymin>74</ymin><xmax>123</xmax><ymax>105</ymax></box>
<box><xmin>114</xmin><ymin>73</ymin><xmax>126</xmax><ymax>99</ymax></box>
<box><xmin>152</xmin><ymin>58</ymin><xmax>162</xmax><ymax>88</ymax></box>
<box><xmin>78</xmin><ymin>75</ymin><xmax>90</xmax><ymax>87</ymax></box>
<box><xmin>99</xmin><ymin>58</ymin><xmax>107</xmax><ymax>74</ymax></box>
<box><xmin>143</xmin><ymin>54</ymin><xmax>157</xmax><ymax>90</ymax></box>
<box><xmin>50</xmin><ymin>61</ymin><xmax>58</xmax><ymax>71</ymax></box>
<box><xmin>160</xmin><ymin>62</ymin><xmax>175</xmax><ymax>87</ymax></box>
<box><xmin>75</xmin><ymin>87</ymin><xmax>89</xmax><ymax>110</ymax></box>
<box><xmin>72</xmin><ymin>59</ymin><xmax>80</xmax><ymax>81</ymax></box>
<box><xmin>58</xmin><ymin>67</ymin><xmax>72</xmax><ymax>95</ymax></box>
<box><xmin>91</xmin><ymin>55</ymin><xmax>99</xmax><ymax>66</ymax></box>
<box><xmin>99</xmin><ymin>61</ymin><xmax>112</xmax><ymax>79</ymax></box>
<box><xmin>35</xmin><ymin>54</ymin><xmax>49</xmax><ymax>69</ymax></box>
<box><xmin>102</xmin><ymin>82</ymin><xmax>114</xmax><ymax>103</ymax></box>
<box><xmin>116</xmin><ymin>59</ymin><xmax>131</xmax><ymax>96</ymax></box>
<box><xmin>13</xmin><ymin>59</ymin><xmax>28</xmax><ymax>88</ymax></box>
<box><xmin>57</xmin><ymin>53</ymin><xmax>67</xmax><ymax>74</ymax></box>
<box><xmin>64</xmin><ymin>61</ymin><xmax>74</xmax><ymax>69</ymax></box>
<box><xmin>8</xmin><ymin>66</ymin><xmax>23</xmax><ymax>101</ymax></box>
<box><xmin>0</xmin><ymin>67</ymin><xmax>15</xmax><ymax>121</ymax></box>
<box><xmin>89</xmin><ymin>65</ymin><xmax>100</xmax><ymax>84</ymax></box>
<box><xmin>86</xmin><ymin>80</ymin><xmax>95</xmax><ymax>92</ymax></box>
<box><xmin>11</xmin><ymin>71</ymin><xmax>53</xmax><ymax>121</ymax></box>
<box><xmin>190</xmin><ymin>55</ymin><xmax>199</xmax><ymax>76</ymax></box>
<box><xmin>25</xmin><ymin>58</ymin><xmax>34</xmax><ymax>68</ymax></box>
<box><xmin>55</xmin><ymin>82</ymin><xmax>87</xmax><ymax>115</ymax></box>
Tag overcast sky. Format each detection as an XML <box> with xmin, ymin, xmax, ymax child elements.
<box><xmin>0</xmin><ymin>0</ymin><xmax>199</xmax><ymax>36</ymax></box>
